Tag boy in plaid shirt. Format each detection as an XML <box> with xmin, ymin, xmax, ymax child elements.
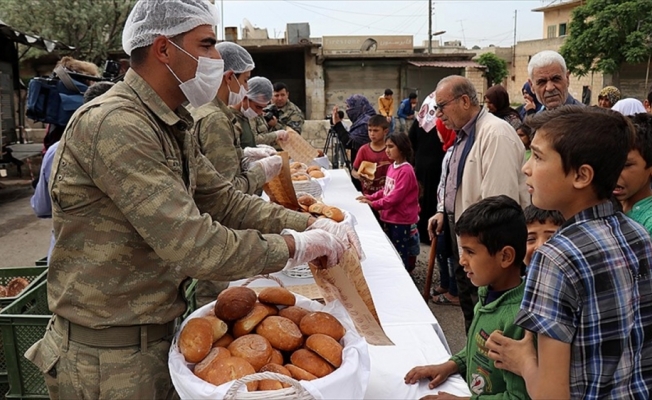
<box><xmin>486</xmin><ymin>106</ymin><xmax>652</xmax><ymax>399</ymax></box>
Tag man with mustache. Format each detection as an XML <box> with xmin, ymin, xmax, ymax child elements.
<box><xmin>528</xmin><ymin>50</ymin><xmax>582</xmax><ymax>111</ymax></box>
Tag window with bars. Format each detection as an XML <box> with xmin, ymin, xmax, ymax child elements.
<box><xmin>547</xmin><ymin>25</ymin><xmax>557</xmax><ymax>38</ymax></box>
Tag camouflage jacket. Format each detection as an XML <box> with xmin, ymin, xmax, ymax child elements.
<box><xmin>273</xmin><ymin>100</ymin><xmax>305</xmax><ymax>134</ymax></box>
<box><xmin>192</xmin><ymin>98</ymin><xmax>265</xmax><ymax>194</ymax></box>
<box><xmin>48</xmin><ymin>69</ymin><xmax>309</xmax><ymax>328</ymax></box>
<box><xmin>231</xmin><ymin>107</ymin><xmax>257</xmax><ymax>149</ymax></box>
<box><xmin>252</xmin><ymin>115</ymin><xmax>280</xmax><ymax>147</ymax></box>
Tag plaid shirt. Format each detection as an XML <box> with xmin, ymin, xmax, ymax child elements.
<box><xmin>515</xmin><ymin>202</ymin><xmax>652</xmax><ymax>399</ymax></box>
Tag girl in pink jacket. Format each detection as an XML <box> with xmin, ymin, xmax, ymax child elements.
<box><xmin>358</xmin><ymin>132</ymin><xmax>420</xmax><ymax>270</ymax></box>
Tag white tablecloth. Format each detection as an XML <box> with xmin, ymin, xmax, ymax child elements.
<box><xmin>232</xmin><ymin>169</ymin><xmax>470</xmax><ymax>398</ymax></box>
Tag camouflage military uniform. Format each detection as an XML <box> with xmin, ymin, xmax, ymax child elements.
<box><xmin>25</xmin><ymin>69</ymin><xmax>309</xmax><ymax>399</ymax></box>
<box><xmin>232</xmin><ymin>107</ymin><xmax>257</xmax><ymax>149</ymax></box>
<box><xmin>269</xmin><ymin>100</ymin><xmax>304</xmax><ymax>134</ymax></box>
<box><xmin>252</xmin><ymin>115</ymin><xmax>280</xmax><ymax>147</ymax></box>
<box><xmin>192</xmin><ymin>98</ymin><xmax>266</xmax><ymax>195</ymax></box>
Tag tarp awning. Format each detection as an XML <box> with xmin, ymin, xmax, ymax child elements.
<box><xmin>0</xmin><ymin>19</ymin><xmax>73</xmax><ymax>52</ymax></box>
<box><xmin>408</xmin><ymin>60</ymin><xmax>485</xmax><ymax>69</ymax></box>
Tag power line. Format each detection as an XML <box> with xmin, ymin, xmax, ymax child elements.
<box><xmin>347</xmin><ymin>0</ymin><xmax>423</xmax><ymax>35</ymax></box>
<box><xmin>285</xmin><ymin>1</ymin><xmax>422</xmax><ymax>17</ymax></box>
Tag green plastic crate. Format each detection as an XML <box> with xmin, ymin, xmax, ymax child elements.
<box><xmin>0</xmin><ymin>267</ymin><xmax>48</xmax><ymax>309</ymax></box>
<box><xmin>0</xmin><ymin>280</ymin><xmax>50</xmax><ymax>399</ymax></box>
<box><xmin>0</xmin><ymin>373</ymin><xmax>8</xmax><ymax>400</ymax></box>
<box><xmin>33</xmin><ymin>258</ymin><xmax>47</xmax><ymax>267</ymax></box>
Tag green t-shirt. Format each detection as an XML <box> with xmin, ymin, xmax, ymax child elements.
<box><xmin>627</xmin><ymin>196</ymin><xmax>652</xmax><ymax>237</ymax></box>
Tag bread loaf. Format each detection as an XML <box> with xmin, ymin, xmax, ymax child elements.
<box><xmin>6</xmin><ymin>277</ymin><xmax>29</xmax><ymax>297</ymax></box>
<box><xmin>259</xmin><ymin>363</ymin><xmax>292</xmax><ymax>390</ymax></box>
<box><xmin>278</xmin><ymin>306</ymin><xmax>311</xmax><ymax>326</ymax></box>
<box><xmin>290</xmin><ymin>348</ymin><xmax>335</xmax><ymax>378</ymax></box>
<box><xmin>214</xmin><ymin>287</ymin><xmax>257</xmax><ymax>321</ymax></box>
<box><xmin>213</xmin><ymin>333</ymin><xmax>234</xmax><ymax>348</ymax></box>
<box><xmin>307</xmin><ymin>203</ymin><xmax>325</xmax><ymax>215</ymax></box>
<box><xmin>358</xmin><ymin>161</ymin><xmax>377</xmax><ymax>180</ymax></box>
<box><xmin>232</xmin><ymin>303</ymin><xmax>270</xmax><ymax>338</ymax></box>
<box><xmin>203</xmin><ymin>357</ymin><xmax>258</xmax><ymax>391</ymax></box>
<box><xmin>285</xmin><ymin>364</ymin><xmax>317</xmax><ymax>381</ymax></box>
<box><xmin>179</xmin><ymin>318</ymin><xmax>214</xmax><ymax>363</ymax></box>
<box><xmin>309</xmin><ymin>170</ymin><xmax>325</xmax><ymax>179</ymax></box>
<box><xmin>300</xmin><ymin>311</ymin><xmax>346</xmax><ymax>341</ymax></box>
<box><xmin>202</xmin><ymin>316</ymin><xmax>228</xmax><ymax>342</ymax></box>
<box><xmin>258</xmin><ymin>287</ymin><xmax>296</xmax><ymax>307</ymax></box>
<box><xmin>305</xmin><ymin>333</ymin><xmax>343</xmax><ymax>368</ymax></box>
<box><xmin>269</xmin><ymin>348</ymin><xmax>284</xmax><ymax>365</ymax></box>
<box><xmin>228</xmin><ymin>334</ymin><xmax>273</xmax><ymax>371</ymax></box>
<box><xmin>0</xmin><ymin>285</ymin><xmax>7</xmax><ymax>298</ymax></box>
<box><xmin>306</xmin><ymin>165</ymin><xmax>321</xmax><ymax>173</ymax></box>
<box><xmin>322</xmin><ymin>206</ymin><xmax>345</xmax><ymax>223</ymax></box>
<box><xmin>256</xmin><ymin>316</ymin><xmax>303</xmax><ymax>351</ymax></box>
<box><xmin>259</xmin><ymin>302</ymin><xmax>279</xmax><ymax>316</ymax></box>
<box><xmin>194</xmin><ymin>347</ymin><xmax>231</xmax><ymax>380</ymax></box>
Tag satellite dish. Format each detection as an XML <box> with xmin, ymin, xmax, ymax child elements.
<box><xmin>242</xmin><ymin>18</ymin><xmax>256</xmax><ymax>38</ymax></box>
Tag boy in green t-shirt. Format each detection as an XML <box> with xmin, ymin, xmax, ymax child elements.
<box><xmin>613</xmin><ymin>113</ymin><xmax>652</xmax><ymax>235</ymax></box>
<box><xmin>404</xmin><ymin>195</ymin><xmax>529</xmax><ymax>399</ymax></box>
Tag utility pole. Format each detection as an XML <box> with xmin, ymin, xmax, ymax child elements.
<box><xmin>512</xmin><ymin>10</ymin><xmax>517</xmax><ymax>68</ymax></box>
<box><xmin>428</xmin><ymin>0</ymin><xmax>432</xmax><ymax>54</ymax></box>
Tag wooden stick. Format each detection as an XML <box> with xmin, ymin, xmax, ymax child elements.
<box><xmin>423</xmin><ymin>236</ymin><xmax>437</xmax><ymax>301</ymax></box>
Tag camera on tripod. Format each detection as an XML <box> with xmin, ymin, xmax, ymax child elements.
<box><xmin>103</xmin><ymin>60</ymin><xmax>122</xmax><ymax>80</ymax></box>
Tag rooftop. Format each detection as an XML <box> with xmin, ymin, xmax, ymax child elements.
<box><xmin>532</xmin><ymin>0</ymin><xmax>584</xmax><ymax>13</ymax></box>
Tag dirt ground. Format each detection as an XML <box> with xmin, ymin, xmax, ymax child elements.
<box><xmin>0</xmin><ymin>179</ymin><xmax>467</xmax><ymax>354</ymax></box>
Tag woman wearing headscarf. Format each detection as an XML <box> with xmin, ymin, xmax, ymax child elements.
<box><xmin>332</xmin><ymin>94</ymin><xmax>377</xmax><ymax>190</ymax></box>
<box><xmin>408</xmin><ymin>92</ymin><xmax>446</xmax><ymax>243</ymax></box>
<box><xmin>598</xmin><ymin>86</ymin><xmax>621</xmax><ymax>109</ymax></box>
<box><xmin>484</xmin><ymin>85</ymin><xmax>522</xmax><ymax>130</ymax></box>
<box><xmin>516</xmin><ymin>81</ymin><xmax>543</xmax><ymax>119</ymax></box>
<box><xmin>612</xmin><ymin>98</ymin><xmax>647</xmax><ymax>116</ymax></box>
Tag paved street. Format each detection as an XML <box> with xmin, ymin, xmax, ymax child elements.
<box><xmin>0</xmin><ymin>179</ymin><xmax>467</xmax><ymax>354</ymax></box>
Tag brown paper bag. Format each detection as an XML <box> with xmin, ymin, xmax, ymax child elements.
<box><xmin>309</xmin><ymin>249</ymin><xmax>394</xmax><ymax>346</ymax></box>
<box><xmin>279</xmin><ymin>128</ymin><xmax>320</xmax><ymax>165</ymax></box>
<box><xmin>263</xmin><ymin>151</ymin><xmax>300</xmax><ymax>211</ymax></box>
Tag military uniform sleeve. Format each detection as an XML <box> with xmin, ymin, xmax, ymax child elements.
<box><xmin>89</xmin><ymin>109</ymin><xmax>304</xmax><ymax>281</ymax></box>
<box><xmin>192</xmin><ymin>147</ymin><xmax>310</xmax><ymax>235</ymax></box>
<box><xmin>256</xmin><ymin>132</ymin><xmax>279</xmax><ymax>147</ymax></box>
<box><xmin>277</xmin><ymin>104</ymin><xmax>305</xmax><ymax>134</ymax></box>
<box><xmin>195</xmin><ymin>112</ymin><xmax>266</xmax><ymax>194</ymax></box>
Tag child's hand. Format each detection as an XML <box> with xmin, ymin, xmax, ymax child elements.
<box><xmin>421</xmin><ymin>392</ymin><xmax>470</xmax><ymax>400</ymax></box>
<box><xmin>486</xmin><ymin>330</ymin><xmax>537</xmax><ymax>377</ymax></box>
<box><xmin>357</xmin><ymin>197</ymin><xmax>372</xmax><ymax>205</ymax></box>
<box><xmin>404</xmin><ymin>362</ymin><xmax>455</xmax><ymax>389</ymax></box>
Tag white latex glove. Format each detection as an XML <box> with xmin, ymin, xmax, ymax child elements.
<box><xmin>243</xmin><ymin>145</ymin><xmax>276</xmax><ymax>162</ymax></box>
<box><xmin>282</xmin><ymin>229</ymin><xmax>347</xmax><ymax>270</ymax></box>
<box><xmin>254</xmin><ymin>155</ymin><xmax>282</xmax><ymax>182</ymax></box>
<box><xmin>307</xmin><ymin>218</ymin><xmax>365</xmax><ymax>261</ymax></box>
<box><xmin>275</xmin><ymin>130</ymin><xmax>288</xmax><ymax>141</ymax></box>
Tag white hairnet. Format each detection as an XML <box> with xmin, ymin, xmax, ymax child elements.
<box><xmin>612</xmin><ymin>98</ymin><xmax>647</xmax><ymax>117</ymax></box>
<box><xmin>122</xmin><ymin>0</ymin><xmax>219</xmax><ymax>55</ymax></box>
<box><xmin>246</xmin><ymin>77</ymin><xmax>273</xmax><ymax>104</ymax></box>
<box><xmin>216</xmin><ymin>42</ymin><xmax>255</xmax><ymax>73</ymax></box>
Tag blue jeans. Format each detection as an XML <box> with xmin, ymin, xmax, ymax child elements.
<box><xmin>437</xmin><ymin>224</ymin><xmax>458</xmax><ymax>297</ymax></box>
<box><xmin>384</xmin><ymin>222</ymin><xmax>415</xmax><ymax>271</ymax></box>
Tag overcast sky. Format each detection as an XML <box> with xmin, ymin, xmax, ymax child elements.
<box><xmin>220</xmin><ymin>0</ymin><xmax>552</xmax><ymax>48</ymax></box>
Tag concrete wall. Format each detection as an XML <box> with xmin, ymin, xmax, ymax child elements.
<box><xmin>541</xmin><ymin>5</ymin><xmax>575</xmax><ymax>38</ymax></box>
<box><xmin>301</xmin><ymin>119</ymin><xmax>331</xmax><ymax>150</ymax></box>
<box><xmin>304</xmin><ymin>49</ymin><xmax>325</xmax><ymax>120</ymax></box>
<box><xmin>618</xmin><ymin>62</ymin><xmax>652</xmax><ymax>101</ymax></box>
<box><xmin>465</xmin><ymin>67</ymin><xmax>488</xmax><ymax>101</ymax></box>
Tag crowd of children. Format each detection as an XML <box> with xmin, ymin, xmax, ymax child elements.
<box><xmin>344</xmin><ymin>87</ymin><xmax>652</xmax><ymax>398</ymax></box>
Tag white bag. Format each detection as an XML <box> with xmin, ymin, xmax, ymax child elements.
<box><xmin>169</xmin><ymin>295</ymin><xmax>370</xmax><ymax>400</ymax></box>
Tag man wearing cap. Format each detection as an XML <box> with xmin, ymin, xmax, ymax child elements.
<box><xmin>24</xmin><ymin>1</ymin><xmax>358</xmax><ymax>398</ymax></box>
<box><xmin>192</xmin><ymin>41</ymin><xmax>283</xmax><ymax>195</ymax></box>
<box><xmin>232</xmin><ymin>76</ymin><xmax>282</xmax><ymax>148</ymax></box>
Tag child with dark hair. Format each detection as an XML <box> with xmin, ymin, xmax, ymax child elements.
<box><xmin>644</xmin><ymin>88</ymin><xmax>652</xmax><ymax>114</ymax></box>
<box><xmin>487</xmin><ymin>105</ymin><xmax>652</xmax><ymax>399</ymax></box>
<box><xmin>523</xmin><ymin>205</ymin><xmax>565</xmax><ymax>266</ymax></box>
<box><xmin>352</xmin><ymin>114</ymin><xmax>392</xmax><ymax>197</ymax></box>
<box><xmin>357</xmin><ymin>132</ymin><xmax>420</xmax><ymax>270</ymax></box>
<box><xmin>405</xmin><ymin>195</ymin><xmax>529</xmax><ymax>398</ymax></box>
<box><xmin>613</xmin><ymin>113</ymin><xmax>652</xmax><ymax>235</ymax></box>
<box><xmin>516</xmin><ymin>124</ymin><xmax>533</xmax><ymax>161</ymax></box>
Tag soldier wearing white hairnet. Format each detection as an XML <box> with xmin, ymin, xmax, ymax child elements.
<box><xmin>25</xmin><ymin>0</ymin><xmax>357</xmax><ymax>398</ymax></box>
<box><xmin>232</xmin><ymin>76</ymin><xmax>288</xmax><ymax>148</ymax></box>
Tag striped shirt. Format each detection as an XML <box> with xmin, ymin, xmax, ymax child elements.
<box><xmin>515</xmin><ymin>202</ymin><xmax>652</xmax><ymax>399</ymax></box>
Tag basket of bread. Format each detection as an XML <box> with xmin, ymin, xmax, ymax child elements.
<box><xmin>290</xmin><ymin>163</ymin><xmax>330</xmax><ymax>200</ymax></box>
<box><xmin>297</xmin><ymin>194</ymin><xmax>356</xmax><ymax>227</ymax></box>
<box><xmin>169</xmin><ymin>280</ymin><xmax>370</xmax><ymax>399</ymax></box>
